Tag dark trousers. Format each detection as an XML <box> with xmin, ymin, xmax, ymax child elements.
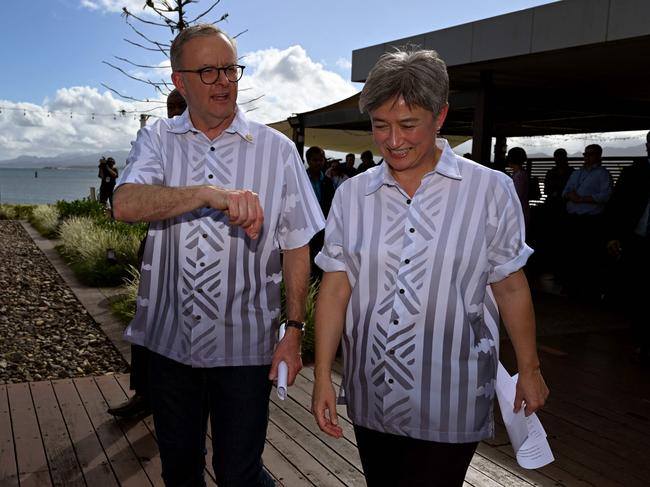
<box><xmin>354</xmin><ymin>425</ymin><xmax>478</xmax><ymax>487</ymax></box>
<box><xmin>149</xmin><ymin>352</ymin><xmax>275</xmax><ymax>487</ymax></box>
<box><xmin>620</xmin><ymin>235</ymin><xmax>650</xmax><ymax>361</ymax></box>
<box><xmin>129</xmin><ymin>344</ymin><xmax>150</xmax><ymax>394</ymax></box>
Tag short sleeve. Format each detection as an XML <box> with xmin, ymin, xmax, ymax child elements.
<box><xmin>276</xmin><ymin>144</ymin><xmax>325</xmax><ymax>250</ymax></box>
<box><xmin>315</xmin><ymin>188</ymin><xmax>347</xmax><ymax>273</ymax></box>
<box><xmin>485</xmin><ymin>174</ymin><xmax>533</xmax><ymax>284</ymax></box>
<box><xmin>115</xmin><ymin>126</ymin><xmax>164</xmax><ymax>189</ymax></box>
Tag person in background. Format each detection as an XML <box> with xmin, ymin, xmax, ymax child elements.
<box><xmin>311</xmin><ymin>47</ymin><xmax>547</xmax><ymax>487</ymax></box>
<box><xmin>98</xmin><ymin>156</ymin><xmax>118</xmax><ymax>208</ymax></box>
<box><xmin>306</xmin><ymin>146</ymin><xmax>336</xmax><ymax>278</ymax></box>
<box><xmin>343</xmin><ymin>153</ymin><xmax>358</xmax><ymax>178</ymax></box>
<box><xmin>107</xmin><ymin>88</ymin><xmax>187</xmax><ymax>420</ymax></box>
<box><xmin>542</xmin><ymin>148</ymin><xmax>574</xmax><ymax>279</ymax></box>
<box><xmin>605</xmin><ymin>131</ymin><xmax>650</xmax><ymax>365</ymax></box>
<box><xmin>544</xmin><ymin>148</ymin><xmax>573</xmax><ymax>211</ymax></box>
<box><xmin>112</xmin><ymin>24</ymin><xmax>324</xmax><ymax>486</ymax></box>
<box><xmin>561</xmin><ymin>144</ymin><xmax>612</xmax><ymax>299</ymax></box>
<box><xmin>356</xmin><ymin>149</ymin><xmax>376</xmax><ymax>173</ymax></box>
<box><xmin>506</xmin><ymin>147</ymin><xmax>530</xmax><ymax>235</ymax></box>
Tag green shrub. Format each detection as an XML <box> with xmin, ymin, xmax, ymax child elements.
<box><xmin>58</xmin><ymin>216</ymin><xmax>143</xmax><ymax>286</ymax></box>
<box><xmin>56</xmin><ymin>199</ymin><xmax>105</xmax><ymax>221</ymax></box>
<box><xmin>29</xmin><ymin>204</ymin><xmax>60</xmax><ymax>237</ymax></box>
<box><xmin>110</xmin><ymin>265</ymin><xmax>140</xmax><ymax>325</ymax></box>
<box><xmin>0</xmin><ymin>204</ymin><xmax>36</xmax><ymax>220</ymax></box>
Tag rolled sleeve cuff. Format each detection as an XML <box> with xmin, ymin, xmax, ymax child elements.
<box><xmin>487</xmin><ymin>246</ymin><xmax>534</xmax><ymax>284</ymax></box>
<box><xmin>315</xmin><ymin>251</ymin><xmax>346</xmax><ymax>273</ymax></box>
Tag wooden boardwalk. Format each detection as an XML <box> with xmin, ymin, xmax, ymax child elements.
<box><xmin>1</xmin><ymin>330</ymin><xmax>649</xmax><ymax>486</ymax></box>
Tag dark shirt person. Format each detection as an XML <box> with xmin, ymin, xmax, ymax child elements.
<box><xmin>107</xmin><ymin>88</ymin><xmax>187</xmax><ymax>420</ymax></box>
<box><xmin>112</xmin><ymin>24</ymin><xmax>324</xmax><ymax>486</ymax></box>
<box><xmin>306</xmin><ymin>146</ymin><xmax>335</xmax><ymax>278</ymax></box>
<box><xmin>343</xmin><ymin>152</ymin><xmax>358</xmax><ymax>178</ymax></box>
<box><xmin>544</xmin><ymin>148</ymin><xmax>574</xmax><ymax>211</ymax></box>
<box><xmin>98</xmin><ymin>157</ymin><xmax>118</xmax><ymax>208</ymax></box>
<box><xmin>356</xmin><ymin>149</ymin><xmax>376</xmax><ymax>173</ymax></box>
<box><xmin>605</xmin><ymin>131</ymin><xmax>650</xmax><ymax>364</ymax></box>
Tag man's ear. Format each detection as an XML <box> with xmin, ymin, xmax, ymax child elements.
<box><xmin>171</xmin><ymin>72</ymin><xmax>186</xmax><ymax>98</ymax></box>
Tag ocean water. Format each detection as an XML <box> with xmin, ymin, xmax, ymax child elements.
<box><xmin>0</xmin><ymin>167</ymin><xmax>104</xmax><ymax>204</ymax></box>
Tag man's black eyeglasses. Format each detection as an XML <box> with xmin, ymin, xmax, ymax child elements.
<box><xmin>175</xmin><ymin>65</ymin><xmax>245</xmax><ymax>84</ymax></box>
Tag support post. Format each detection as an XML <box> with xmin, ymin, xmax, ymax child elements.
<box><xmin>471</xmin><ymin>71</ymin><xmax>494</xmax><ymax>166</ymax></box>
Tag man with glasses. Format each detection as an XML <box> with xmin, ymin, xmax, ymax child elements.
<box><xmin>113</xmin><ymin>24</ymin><xmax>324</xmax><ymax>487</ymax></box>
<box><xmin>561</xmin><ymin>144</ymin><xmax>612</xmax><ymax>299</ymax></box>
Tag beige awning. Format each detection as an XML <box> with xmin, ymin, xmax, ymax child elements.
<box><xmin>268</xmin><ymin>120</ymin><xmax>470</xmax><ymax>153</ymax></box>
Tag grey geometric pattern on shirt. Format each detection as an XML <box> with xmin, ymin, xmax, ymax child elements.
<box><xmin>316</xmin><ymin>139</ymin><xmax>532</xmax><ymax>443</ymax></box>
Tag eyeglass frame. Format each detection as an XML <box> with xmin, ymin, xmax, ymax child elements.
<box><xmin>174</xmin><ymin>64</ymin><xmax>245</xmax><ymax>84</ymax></box>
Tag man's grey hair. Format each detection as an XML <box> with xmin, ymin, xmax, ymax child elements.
<box><xmin>170</xmin><ymin>24</ymin><xmax>237</xmax><ymax>71</ymax></box>
<box><xmin>359</xmin><ymin>48</ymin><xmax>449</xmax><ymax>115</ymax></box>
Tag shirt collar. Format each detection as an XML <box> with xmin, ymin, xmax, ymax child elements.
<box><xmin>364</xmin><ymin>138</ymin><xmax>462</xmax><ymax>195</ymax></box>
<box><xmin>166</xmin><ymin>106</ymin><xmax>255</xmax><ymax>144</ymax></box>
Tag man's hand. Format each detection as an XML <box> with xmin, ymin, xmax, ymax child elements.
<box><xmin>206</xmin><ymin>187</ymin><xmax>264</xmax><ymax>239</ymax></box>
<box><xmin>269</xmin><ymin>328</ymin><xmax>303</xmax><ymax>386</ymax></box>
<box><xmin>514</xmin><ymin>368</ymin><xmax>549</xmax><ymax>416</ymax></box>
<box><xmin>311</xmin><ymin>376</ymin><xmax>344</xmax><ymax>439</ymax></box>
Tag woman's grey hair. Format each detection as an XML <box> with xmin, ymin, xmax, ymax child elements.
<box><xmin>359</xmin><ymin>48</ymin><xmax>449</xmax><ymax>115</ymax></box>
<box><xmin>170</xmin><ymin>24</ymin><xmax>237</xmax><ymax>71</ymax></box>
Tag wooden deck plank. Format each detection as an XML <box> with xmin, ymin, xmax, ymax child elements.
<box><xmin>74</xmin><ymin>376</ymin><xmax>151</xmax><ymax>487</ymax></box>
<box><xmin>271</xmin><ymin>392</ymin><xmax>363</xmax><ymax>473</ymax></box>
<box><xmin>0</xmin><ymin>384</ymin><xmax>19</xmax><ymax>487</ymax></box>
<box><xmin>53</xmin><ymin>379</ymin><xmax>118</xmax><ymax>487</ymax></box>
<box><xmin>30</xmin><ymin>380</ymin><xmax>85</xmax><ymax>486</ymax></box>
<box><xmin>7</xmin><ymin>382</ymin><xmax>52</xmax><ymax>487</ymax></box>
<box><xmin>268</xmin><ymin>401</ymin><xmax>365</xmax><ymax>486</ymax></box>
<box><xmin>265</xmin><ymin>420</ymin><xmax>347</xmax><ymax>487</ymax></box>
<box><xmin>94</xmin><ymin>375</ymin><xmax>164</xmax><ymax>487</ymax></box>
<box><xmin>262</xmin><ymin>440</ymin><xmax>313</xmax><ymax>487</ymax></box>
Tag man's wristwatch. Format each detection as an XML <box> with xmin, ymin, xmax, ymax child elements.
<box><xmin>285</xmin><ymin>320</ymin><xmax>305</xmax><ymax>334</ymax></box>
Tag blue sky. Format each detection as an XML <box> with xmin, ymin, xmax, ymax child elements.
<box><xmin>13</xmin><ymin>0</ymin><xmax>644</xmax><ymax>161</ymax></box>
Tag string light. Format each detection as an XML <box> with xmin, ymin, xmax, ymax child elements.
<box><xmin>0</xmin><ymin>104</ymin><xmax>167</xmax><ymax>121</ymax></box>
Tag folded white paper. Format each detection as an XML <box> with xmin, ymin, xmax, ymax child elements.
<box><xmin>496</xmin><ymin>362</ymin><xmax>554</xmax><ymax>469</ymax></box>
<box><xmin>276</xmin><ymin>323</ymin><xmax>288</xmax><ymax>400</ymax></box>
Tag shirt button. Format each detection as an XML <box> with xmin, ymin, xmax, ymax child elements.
<box><xmin>208</xmin><ymin>174</ymin><xmax>214</xmax><ymax>179</ymax></box>
<box><xmin>389</xmin><ymin>350</ymin><xmax>395</xmax><ymax>355</ymax></box>
<box><xmin>200</xmin><ymin>262</ymin><xmax>205</xmax><ymax>267</ymax></box>
<box><xmin>406</xmin><ymin>199</ymin><xmax>412</xmax><ymax>205</ymax></box>
<box><xmin>194</xmin><ymin>315</ymin><xmax>201</xmax><ymax>321</ymax></box>
<box><xmin>197</xmin><ymin>288</ymin><xmax>203</xmax><ymax>293</ymax></box>
<box><xmin>404</xmin><ymin>258</ymin><xmax>410</xmax><ymax>264</ymax></box>
<box><xmin>202</xmin><ymin>233</ymin><xmax>208</xmax><ymax>238</ymax></box>
<box><xmin>210</xmin><ymin>147</ymin><xmax>215</xmax><ymax>151</ymax></box>
<box><xmin>409</xmin><ymin>228</ymin><xmax>415</xmax><ymax>233</ymax></box>
<box><xmin>388</xmin><ymin>378</ymin><xmax>394</xmax><ymax>384</ymax></box>
<box><xmin>399</xmin><ymin>289</ymin><xmax>405</xmax><ymax>294</ymax></box>
<box><xmin>393</xmin><ymin>319</ymin><xmax>399</xmax><ymax>325</ymax></box>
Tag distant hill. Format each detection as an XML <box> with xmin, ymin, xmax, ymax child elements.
<box><xmin>0</xmin><ymin>150</ymin><xmax>131</xmax><ymax>168</ymax></box>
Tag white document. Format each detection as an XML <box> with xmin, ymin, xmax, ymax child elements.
<box><xmin>276</xmin><ymin>323</ymin><xmax>288</xmax><ymax>400</ymax></box>
<box><xmin>496</xmin><ymin>362</ymin><xmax>554</xmax><ymax>469</ymax></box>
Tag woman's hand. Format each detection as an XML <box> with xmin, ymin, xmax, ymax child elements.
<box><xmin>312</xmin><ymin>376</ymin><xmax>344</xmax><ymax>439</ymax></box>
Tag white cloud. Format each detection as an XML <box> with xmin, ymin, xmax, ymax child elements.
<box><xmin>239</xmin><ymin>45</ymin><xmax>358</xmax><ymax>124</ymax></box>
<box><xmin>336</xmin><ymin>57</ymin><xmax>352</xmax><ymax>70</ymax></box>
<box><xmin>80</xmin><ymin>0</ymin><xmax>146</xmax><ymax>14</ymax></box>
<box><xmin>0</xmin><ymin>45</ymin><xmax>358</xmax><ymax>160</ymax></box>
<box><xmin>0</xmin><ymin>87</ymin><xmax>166</xmax><ymax>160</ymax></box>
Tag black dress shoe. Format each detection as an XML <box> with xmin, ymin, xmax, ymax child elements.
<box><xmin>107</xmin><ymin>394</ymin><xmax>151</xmax><ymax>418</ymax></box>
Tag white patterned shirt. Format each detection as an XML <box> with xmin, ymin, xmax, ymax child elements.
<box><xmin>315</xmin><ymin>139</ymin><xmax>532</xmax><ymax>443</ymax></box>
<box><xmin>117</xmin><ymin>108</ymin><xmax>324</xmax><ymax>367</ymax></box>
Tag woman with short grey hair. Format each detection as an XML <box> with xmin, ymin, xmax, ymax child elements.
<box><xmin>312</xmin><ymin>48</ymin><xmax>548</xmax><ymax>486</ymax></box>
